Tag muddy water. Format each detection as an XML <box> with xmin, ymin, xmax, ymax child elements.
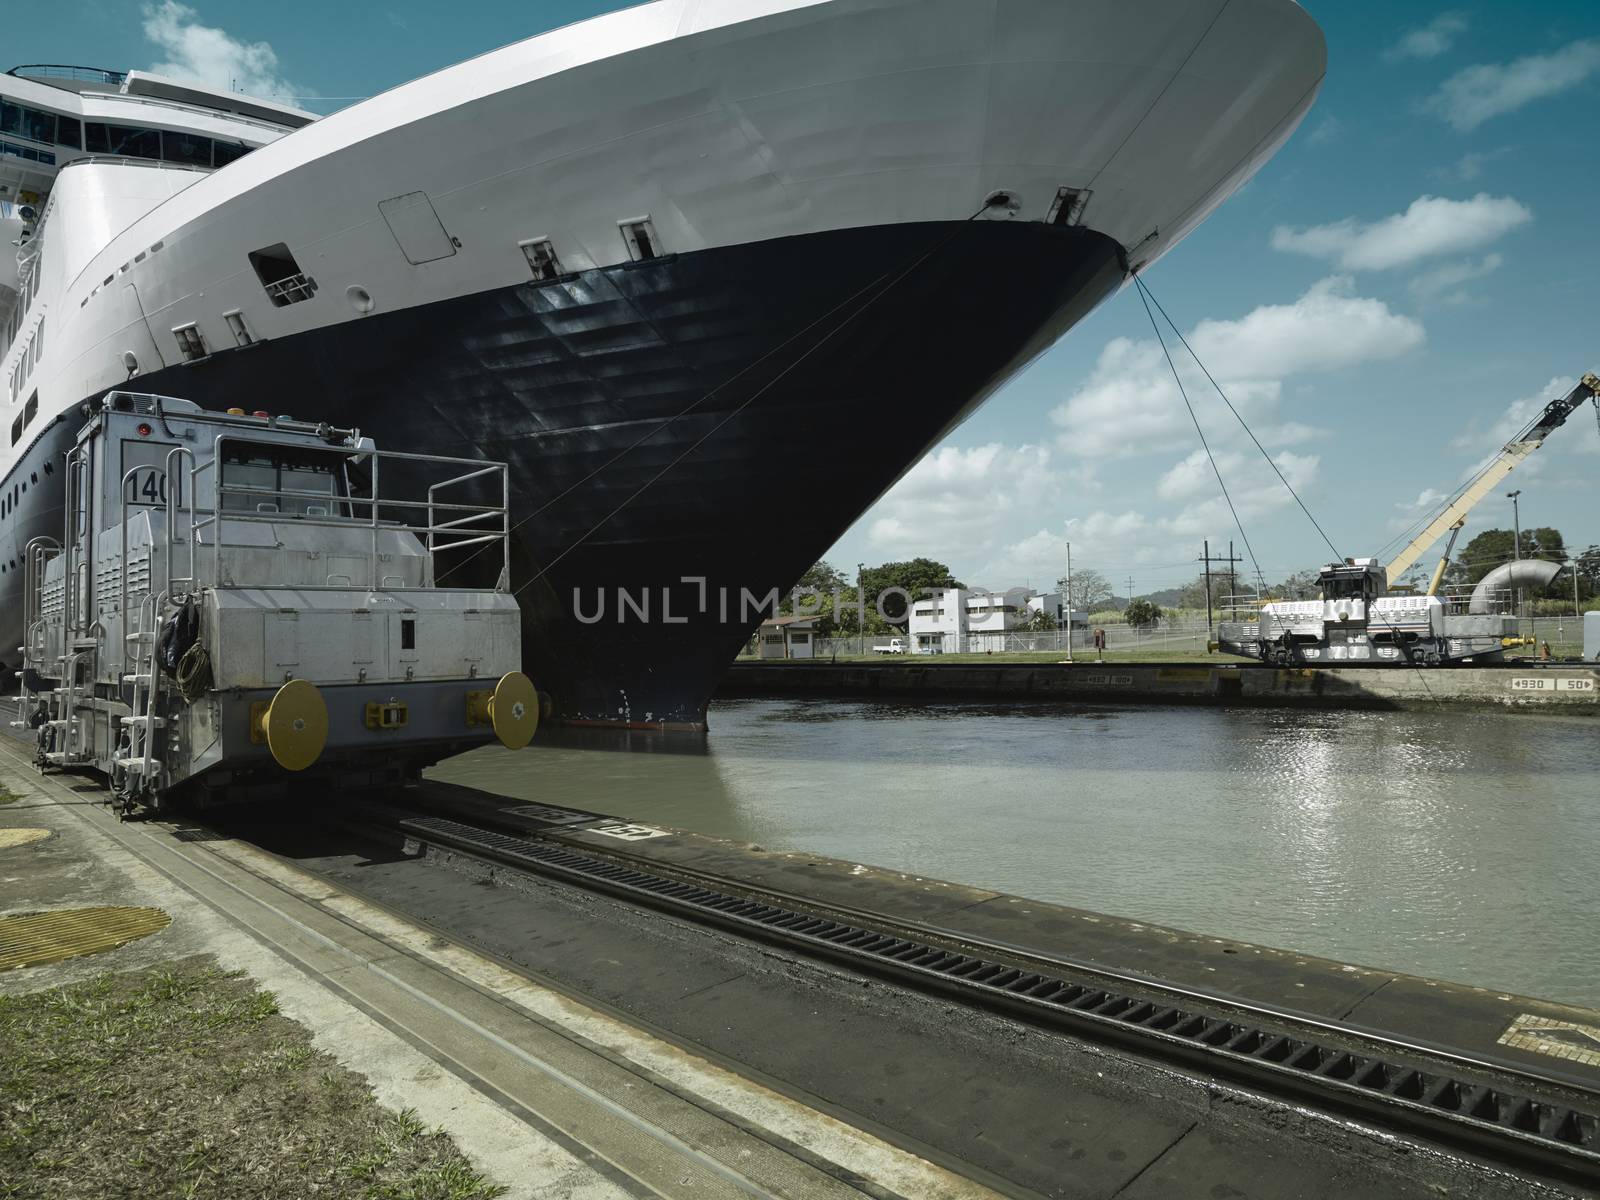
<box><xmin>430</xmin><ymin>699</ymin><xmax>1600</xmax><ymax>1007</ymax></box>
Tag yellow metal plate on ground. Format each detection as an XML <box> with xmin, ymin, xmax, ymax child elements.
<box><xmin>0</xmin><ymin>828</ymin><xmax>51</xmax><ymax>850</ymax></box>
<box><xmin>0</xmin><ymin>906</ymin><xmax>171</xmax><ymax>971</ymax></box>
<box><xmin>491</xmin><ymin>671</ymin><xmax>539</xmax><ymax>750</ymax></box>
<box><xmin>264</xmin><ymin>679</ymin><xmax>328</xmax><ymax>771</ymax></box>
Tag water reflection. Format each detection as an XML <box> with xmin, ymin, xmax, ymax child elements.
<box><xmin>429</xmin><ymin>700</ymin><xmax>1600</xmax><ymax>1006</ymax></box>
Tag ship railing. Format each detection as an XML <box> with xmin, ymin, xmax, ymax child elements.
<box><xmin>262</xmin><ymin>273</ymin><xmax>316</xmax><ymax>305</ymax></box>
<box><xmin>57</xmin><ymin>155</ymin><xmax>211</xmax><ymax>176</ymax></box>
<box><xmin>185</xmin><ymin>437</ymin><xmax>511</xmax><ymax>594</ymax></box>
<box><xmin>88</xmin><ymin>91</ymin><xmax>298</xmax><ymax>134</ymax></box>
<box><xmin>9</xmin><ymin>65</ymin><xmax>127</xmax><ymax>86</ymax></box>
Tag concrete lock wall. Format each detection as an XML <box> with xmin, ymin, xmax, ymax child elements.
<box><xmin>720</xmin><ymin>662</ymin><xmax>1600</xmax><ymax>713</ymax></box>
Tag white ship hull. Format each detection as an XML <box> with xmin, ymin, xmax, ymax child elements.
<box><xmin>1</xmin><ymin>0</ymin><xmax>1325</xmax><ymax>725</ymax></box>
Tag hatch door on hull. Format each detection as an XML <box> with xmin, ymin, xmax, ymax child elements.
<box><xmin>378</xmin><ymin>192</ymin><xmax>458</xmax><ymax>265</ymax></box>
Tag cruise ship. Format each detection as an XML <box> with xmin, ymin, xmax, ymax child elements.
<box><xmin>2</xmin><ymin>0</ymin><xmax>1326</xmax><ymax>729</ymax></box>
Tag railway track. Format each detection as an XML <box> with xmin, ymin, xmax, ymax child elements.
<box><xmin>324</xmin><ymin>797</ymin><xmax>1600</xmax><ymax>1191</ymax></box>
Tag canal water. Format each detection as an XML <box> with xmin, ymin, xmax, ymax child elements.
<box><xmin>430</xmin><ymin>699</ymin><xmax>1600</xmax><ymax>1008</ymax></box>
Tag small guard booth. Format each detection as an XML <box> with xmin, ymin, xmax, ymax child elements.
<box><xmin>758</xmin><ymin>615</ymin><xmax>821</xmax><ymax>659</ymax></box>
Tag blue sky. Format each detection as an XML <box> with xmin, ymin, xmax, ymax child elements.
<box><xmin>15</xmin><ymin>2</ymin><xmax>1599</xmax><ymax>594</ymax></box>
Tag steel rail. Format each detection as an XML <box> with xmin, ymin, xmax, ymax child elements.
<box><xmin>364</xmin><ymin>809</ymin><xmax>1600</xmax><ymax>1189</ymax></box>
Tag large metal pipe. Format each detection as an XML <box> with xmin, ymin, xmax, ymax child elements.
<box><xmin>1468</xmin><ymin>559</ymin><xmax>1562</xmax><ymax>613</ymax></box>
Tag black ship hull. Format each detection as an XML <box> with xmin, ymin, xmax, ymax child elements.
<box><xmin>80</xmin><ymin>219</ymin><xmax>1123</xmax><ymax>727</ymax></box>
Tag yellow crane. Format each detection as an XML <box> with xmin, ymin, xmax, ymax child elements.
<box><xmin>1384</xmin><ymin>373</ymin><xmax>1599</xmax><ymax>588</ymax></box>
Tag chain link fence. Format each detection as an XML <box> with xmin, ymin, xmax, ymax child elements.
<box><xmin>740</xmin><ymin>613</ymin><xmax>1596</xmax><ymax>661</ymax></box>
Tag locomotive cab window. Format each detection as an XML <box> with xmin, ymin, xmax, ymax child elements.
<box><xmin>220</xmin><ymin>443</ymin><xmax>349</xmax><ymax>517</ymax></box>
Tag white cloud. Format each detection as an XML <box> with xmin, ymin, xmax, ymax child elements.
<box><xmin>142</xmin><ymin>1</ymin><xmax>301</xmax><ymax>101</ymax></box>
<box><xmin>1385</xmin><ymin>12</ymin><xmax>1468</xmax><ymax>62</ymax></box>
<box><xmin>1449</xmin><ymin>375</ymin><xmax>1598</xmax><ymax>455</ymax></box>
<box><xmin>863</xmin><ymin>443</ymin><xmax>1059</xmax><ymax>565</ymax></box>
<box><xmin>1157</xmin><ymin>450</ymin><xmax>1322</xmax><ymax>540</ymax></box>
<box><xmin>1424</xmin><ymin>39</ymin><xmax>1600</xmax><ymax>131</ymax></box>
<box><xmin>1408</xmin><ymin>252</ymin><xmax>1504</xmax><ymax>302</ymax></box>
<box><xmin>982</xmin><ymin>448</ymin><xmax>1324</xmax><ymax>583</ymax></box>
<box><xmin>1050</xmin><ymin>278</ymin><xmax>1420</xmax><ymax>461</ymax></box>
<box><xmin>1307</xmin><ymin>116</ymin><xmax>1342</xmax><ymax>145</ymax></box>
<box><xmin>1186</xmin><ymin>277</ymin><xmax>1425</xmax><ymax>377</ymax></box>
<box><xmin>1401</xmin><ymin>488</ymin><xmax>1449</xmax><ymax>511</ymax></box>
<box><xmin>977</xmin><ymin>513</ymin><xmax>1160</xmax><ymax>585</ymax></box>
<box><xmin>1437</xmin><ymin>150</ymin><xmax>1509</xmax><ymax>184</ymax></box>
<box><xmin>1271</xmin><ymin>194</ymin><xmax>1532</xmax><ymax>271</ymax></box>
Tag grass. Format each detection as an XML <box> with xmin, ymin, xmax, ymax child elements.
<box><xmin>0</xmin><ymin>956</ymin><xmax>505</xmax><ymax>1200</ymax></box>
<box><xmin>0</xmin><ymin>787</ymin><xmax>17</xmax><ymax>806</ymax></box>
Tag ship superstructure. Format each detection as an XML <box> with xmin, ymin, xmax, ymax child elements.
<box><xmin>2</xmin><ymin>0</ymin><xmax>1327</xmax><ymax>728</ymax></box>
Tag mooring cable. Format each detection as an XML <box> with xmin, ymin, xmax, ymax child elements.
<box><xmin>1135</xmin><ymin>276</ymin><xmax>1342</xmax><ymax>564</ymax></box>
<box><xmin>1134</xmin><ymin>277</ymin><xmax>1268</xmax><ymax>595</ymax></box>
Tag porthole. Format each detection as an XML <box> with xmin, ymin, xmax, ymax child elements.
<box><xmin>346</xmin><ymin>285</ymin><xmax>375</xmax><ymax>314</ymax></box>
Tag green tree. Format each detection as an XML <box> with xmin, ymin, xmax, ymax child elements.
<box><xmin>1124</xmin><ymin>598</ymin><xmax>1162</xmax><ymax>628</ymax></box>
<box><xmin>1268</xmin><ymin>569</ymin><xmax>1322</xmax><ymax>600</ymax></box>
<box><xmin>859</xmin><ymin>558</ymin><xmax>964</xmax><ymax>628</ymax></box>
<box><xmin>1023</xmin><ymin>604</ymin><xmax>1058</xmax><ymax>632</ymax></box>
<box><xmin>1574</xmin><ymin>545</ymin><xmax>1600</xmax><ymax>602</ymax></box>
<box><xmin>1448</xmin><ymin>527</ymin><xmax>1569</xmax><ymax>592</ymax></box>
<box><xmin>782</xmin><ymin>560</ymin><xmax>851</xmax><ymax>636</ymax></box>
<box><xmin>1054</xmin><ymin>568</ymin><xmax>1114</xmax><ymax>612</ymax></box>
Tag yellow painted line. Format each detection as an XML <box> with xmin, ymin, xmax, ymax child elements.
<box><xmin>0</xmin><ymin>906</ymin><xmax>171</xmax><ymax>971</ymax></box>
<box><xmin>1498</xmin><ymin>1014</ymin><xmax>1600</xmax><ymax>1069</ymax></box>
<box><xmin>0</xmin><ymin>828</ymin><xmax>52</xmax><ymax>849</ymax></box>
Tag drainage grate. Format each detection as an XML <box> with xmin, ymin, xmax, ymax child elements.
<box><xmin>0</xmin><ymin>906</ymin><xmax>171</xmax><ymax>971</ymax></box>
<box><xmin>402</xmin><ymin>815</ymin><xmax>1600</xmax><ymax>1166</ymax></box>
<box><xmin>170</xmin><ymin>828</ymin><xmax>228</xmax><ymax>843</ymax></box>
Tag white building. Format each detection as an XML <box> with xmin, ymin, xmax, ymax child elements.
<box><xmin>757</xmin><ymin>614</ymin><xmax>821</xmax><ymax>659</ymax></box>
<box><xmin>908</xmin><ymin>589</ymin><xmax>1082</xmax><ymax>654</ymax></box>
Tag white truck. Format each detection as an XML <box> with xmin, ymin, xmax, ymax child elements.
<box><xmin>872</xmin><ymin>639</ymin><xmax>906</xmax><ymax>654</ymax></box>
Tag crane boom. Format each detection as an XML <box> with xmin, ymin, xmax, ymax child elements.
<box><xmin>1384</xmin><ymin>372</ymin><xmax>1599</xmax><ymax>584</ymax></box>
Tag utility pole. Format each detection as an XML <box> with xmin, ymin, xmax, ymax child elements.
<box><xmin>1063</xmin><ymin>542</ymin><xmax>1073</xmax><ymax>662</ymax></box>
<box><xmin>1229</xmin><ymin>540</ymin><xmax>1238</xmax><ymax>617</ymax></box>
<box><xmin>1507</xmin><ymin>490</ymin><xmax>1522</xmax><ymax>616</ymax></box>
<box><xmin>857</xmin><ymin>561</ymin><xmax>866</xmax><ymax>656</ymax></box>
<box><xmin>1198</xmin><ymin>541</ymin><xmax>1245</xmax><ymax>636</ymax></box>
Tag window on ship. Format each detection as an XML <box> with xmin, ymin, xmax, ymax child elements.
<box><xmin>248</xmin><ymin>244</ymin><xmax>316</xmax><ymax>306</ymax></box>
